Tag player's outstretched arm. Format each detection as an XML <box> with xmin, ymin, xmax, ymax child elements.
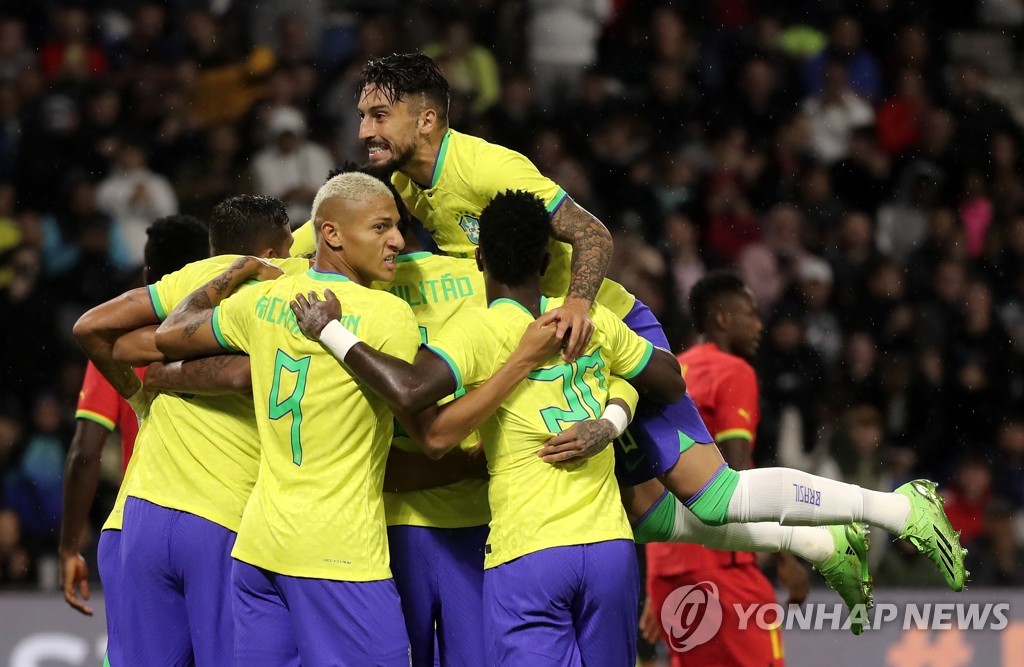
<box><xmin>550</xmin><ymin>197</ymin><xmax>612</xmax><ymax>360</ymax></box>
<box><xmin>156</xmin><ymin>257</ymin><xmax>282</xmax><ymax>360</ymax></box>
<box><xmin>73</xmin><ymin>287</ymin><xmax>160</xmax><ymax>400</ymax></box>
<box><xmin>626</xmin><ymin>348</ymin><xmax>686</xmax><ymax>404</ymax></box>
<box><xmin>59</xmin><ymin>419</ymin><xmax>108</xmax><ymax>616</ymax></box>
<box><xmin>144</xmin><ymin>356</ymin><xmax>253</xmax><ymax>396</ymax></box>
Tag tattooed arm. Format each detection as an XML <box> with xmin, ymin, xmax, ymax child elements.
<box><xmin>155</xmin><ymin>257</ymin><xmax>282</xmax><ymax>360</ymax></box>
<box><xmin>549</xmin><ymin>197</ymin><xmax>612</xmax><ymax>360</ymax></box>
<box><xmin>144</xmin><ymin>355</ymin><xmax>253</xmax><ymax>396</ymax></box>
<box><xmin>73</xmin><ymin>287</ymin><xmax>160</xmax><ymax>399</ymax></box>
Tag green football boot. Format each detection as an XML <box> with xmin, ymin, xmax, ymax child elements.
<box><xmin>815</xmin><ymin>522</ymin><xmax>873</xmax><ymax>635</ymax></box>
<box><xmin>895</xmin><ymin>479</ymin><xmax>969</xmax><ymax>592</ymax></box>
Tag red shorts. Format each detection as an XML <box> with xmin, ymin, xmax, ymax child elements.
<box><xmin>648</xmin><ymin>564</ymin><xmax>785</xmax><ymax>667</ymax></box>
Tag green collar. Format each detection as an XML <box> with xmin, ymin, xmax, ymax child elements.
<box><xmin>428</xmin><ymin>130</ymin><xmax>452</xmax><ymax>189</ymax></box>
<box><xmin>488</xmin><ymin>295</ymin><xmax>549</xmax><ymax>318</ymax></box>
<box><xmin>395</xmin><ymin>251</ymin><xmax>433</xmax><ymax>263</ymax></box>
<box><xmin>306</xmin><ymin>267</ymin><xmax>351</xmax><ymax>282</ymax></box>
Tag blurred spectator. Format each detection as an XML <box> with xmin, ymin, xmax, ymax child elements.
<box><xmin>662</xmin><ymin>211</ymin><xmax>705</xmax><ymax>318</ymax></box>
<box><xmin>425</xmin><ymin>17</ymin><xmax>501</xmax><ymax>117</ymax></box>
<box><xmin>876</xmin><ymin>165</ymin><xmax>941</xmax><ymax>261</ymax></box>
<box><xmin>527</xmin><ymin>0</ymin><xmax>613</xmax><ymax>112</ymax></box>
<box><xmin>992</xmin><ymin>419</ymin><xmax>1024</xmax><ymax>508</ymax></box>
<box><xmin>39</xmin><ymin>6</ymin><xmax>107</xmax><ymax>83</ymax></box>
<box><xmin>958</xmin><ymin>168</ymin><xmax>994</xmax><ymax>259</ymax></box>
<box><xmin>831</xmin><ymin>404</ymin><xmax>887</xmax><ymax>491</ymax></box>
<box><xmin>183</xmin><ymin>8</ymin><xmax>275</xmax><ymax>127</ymax></box>
<box><xmin>252</xmin><ymin>106</ymin><xmax>333</xmax><ymax>226</ymax></box>
<box><xmin>0</xmin><ymin>17</ymin><xmax>35</xmax><ymax>82</ymax></box>
<box><xmin>757</xmin><ymin>314</ymin><xmax>825</xmax><ymax>462</ymax></box>
<box><xmin>794</xmin><ymin>161</ymin><xmax>844</xmax><ymax>248</ymax></box>
<box><xmin>790</xmin><ymin>255</ymin><xmax>843</xmax><ymax>366</ymax></box>
<box><xmin>95</xmin><ymin>138</ymin><xmax>178</xmax><ymax>267</ymax></box>
<box><xmin>876</xmin><ymin>67</ymin><xmax>931</xmax><ymax>158</ymax></box>
<box><xmin>802</xmin><ymin>14</ymin><xmax>883</xmax><ymax>104</ymax></box>
<box><xmin>737</xmin><ymin>203</ymin><xmax>807</xmax><ymax>316</ymax></box>
<box><xmin>175</xmin><ymin>123</ymin><xmax>253</xmax><ymax>218</ymax></box>
<box><xmin>828</xmin><ymin>211</ymin><xmax>880</xmax><ymax>313</ymax></box>
<box><xmin>483</xmin><ymin>72</ymin><xmax>544</xmax><ymax>154</ymax></box>
<box><xmin>831</xmin><ymin>125</ymin><xmax>891</xmax><ymax>216</ymax></box>
<box><xmin>949</xmin><ymin>60</ymin><xmax>1024</xmax><ymax>169</ymax></box>
<box><xmin>942</xmin><ymin>455</ymin><xmax>994</xmax><ymax>548</ymax></box>
<box><xmin>4</xmin><ymin>395</ymin><xmax>67</xmax><ymax>541</ymax></box>
<box><xmin>107</xmin><ymin>2</ymin><xmax>183</xmax><ymax>82</ymax></box>
<box><xmin>835</xmin><ymin>331</ymin><xmax>885</xmax><ymax>409</ymax></box>
<box><xmin>802</xmin><ymin>60</ymin><xmax>874</xmax><ymax>164</ymax></box>
<box><xmin>0</xmin><ymin>508</ymin><xmax>30</xmax><ymax>584</ymax></box>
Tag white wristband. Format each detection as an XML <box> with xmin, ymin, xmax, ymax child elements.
<box><xmin>601</xmin><ymin>403</ymin><xmax>630</xmax><ymax>438</ymax></box>
<box><xmin>319</xmin><ymin>319</ymin><xmax>362</xmax><ymax>362</ymax></box>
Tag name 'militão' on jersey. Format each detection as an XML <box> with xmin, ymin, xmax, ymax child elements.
<box><xmin>213</xmin><ymin>267</ymin><xmax>420</xmax><ymax>581</ymax></box>
<box><xmin>103</xmin><ymin>255</ymin><xmax>310</xmax><ymax>532</ymax></box>
<box><xmin>372</xmin><ymin>251</ymin><xmax>489</xmax><ymax>530</ymax></box>
<box><xmin>427</xmin><ymin>296</ymin><xmax>649</xmax><ymax>568</ymax></box>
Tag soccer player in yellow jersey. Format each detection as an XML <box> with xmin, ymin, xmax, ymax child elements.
<box><xmin>154</xmin><ymin>173</ymin><xmax>560</xmax><ymax>665</ymax></box>
<box><xmin>290</xmin><ymin>54</ymin><xmax>968</xmax><ymax>608</ymax></box>
<box><xmin>378</xmin><ymin>246</ymin><xmax>493</xmax><ymax>667</ymax></box>
<box><xmin>61</xmin><ymin>215</ymin><xmax>208</xmax><ymax>667</ymax></box>
<box><xmin>290</xmin><ymin>190</ymin><xmax>688</xmax><ymax>666</ymax></box>
<box><xmin>73</xmin><ymin>195</ymin><xmax>301</xmax><ymax>665</ymax></box>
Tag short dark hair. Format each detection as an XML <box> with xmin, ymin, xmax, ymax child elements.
<box><xmin>479</xmin><ymin>190</ymin><xmax>550</xmax><ymax>287</ymax></box>
<box><xmin>208</xmin><ymin>195</ymin><xmax>289</xmax><ymax>255</ymax></box>
<box><xmin>144</xmin><ymin>215</ymin><xmax>209</xmax><ymax>283</ymax></box>
<box><xmin>688</xmin><ymin>271</ymin><xmax>748</xmax><ymax>334</ymax></box>
<box><xmin>358</xmin><ymin>53</ymin><xmax>450</xmax><ymax>122</ymax></box>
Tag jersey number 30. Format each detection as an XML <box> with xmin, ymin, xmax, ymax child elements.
<box><xmin>269</xmin><ymin>349</ymin><xmax>311</xmax><ymax>465</ymax></box>
<box><xmin>528</xmin><ymin>350</ymin><xmax>606</xmax><ymax>433</ymax></box>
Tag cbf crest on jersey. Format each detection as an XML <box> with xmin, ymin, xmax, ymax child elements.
<box><xmin>459</xmin><ymin>214</ymin><xmax>480</xmax><ymax>245</ymax></box>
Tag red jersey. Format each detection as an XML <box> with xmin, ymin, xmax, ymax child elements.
<box><xmin>75</xmin><ymin>361</ymin><xmax>146</xmax><ymax>476</ymax></box>
<box><xmin>647</xmin><ymin>342</ymin><xmax>760</xmax><ymax>575</ymax></box>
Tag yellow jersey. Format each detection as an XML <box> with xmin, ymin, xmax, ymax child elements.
<box><xmin>374</xmin><ymin>252</ymin><xmax>490</xmax><ymax>529</ymax></box>
<box><xmin>290</xmin><ymin>130</ymin><xmax>636</xmax><ymax>318</ymax></box>
<box><xmin>213</xmin><ymin>267</ymin><xmax>420</xmax><ymax>581</ymax></box>
<box><xmin>109</xmin><ymin>255</ymin><xmax>309</xmax><ymax>532</ymax></box>
<box><xmin>428</xmin><ymin>296</ymin><xmax>650</xmax><ymax>568</ymax></box>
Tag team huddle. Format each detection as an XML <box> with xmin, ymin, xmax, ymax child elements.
<box><xmin>63</xmin><ymin>55</ymin><xmax>968</xmax><ymax>667</ymax></box>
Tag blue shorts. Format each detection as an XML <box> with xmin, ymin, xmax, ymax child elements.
<box><xmin>614</xmin><ymin>299</ymin><xmax>714</xmax><ymax>486</ymax></box>
<box><xmin>232</xmin><ymin>559</ymin><xmax>410</xmax><ymax>667</ymax></box>
<box><xmin>119</xmin><ymin>497</ymin><xmax>237</xmax><ymax>666</ymax></box>
<box><xmin>97</xmin><ymin>529</ymin><xmax>121</xmax><ymax>666</ymax></box>
<box><xmin>483</xmin><ymin>540</ymin><xmax>639</xmax><ymax>667</ymax></box>
<box><xmin>388</xmin><ymin>524</ymin><xmax>487</xmax><ymax>667</ymax></box>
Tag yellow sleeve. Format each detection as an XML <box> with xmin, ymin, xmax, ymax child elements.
<box><xmin>426</xmin><ymin>310</ymin><xmax>498</xmax><ymax>392</ymax></box>
<box><xmin>148</xmin><ymin>267</ymin><xmax>187</xmax><ymax>321</ymax></box>
<box><xmin>596</xmin><ymin>305</ymin><xmax>654</xmax><ymax>379</ymax></box>
<box><xmin>211</xmin><ymin>287</ymin><xmax>260</xmax><ymax>353</ymax></box>
<box><xmin>474</xmin><ymin>143</ymin><xmax>567</xmax><ymax>213</ymax></box>
<box><xmin>606</xmin><ymin>375</ymin><xmax>640</xmax><ymax>418</ymax></box>
<box><xmin>377</xmin><ymin>300</ymin><xmax>421</xmax><ymax>364</ymax></box>
<box><xmin>290</xmin><ymin>221</ymin><xmax>316</xmax><ymax>257</ymax></box>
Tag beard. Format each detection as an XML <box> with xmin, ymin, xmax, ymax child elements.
<box><xmin>367</xmin><ymin>137</ymin><xmax>417</xmax><ymax>175</ymax></box>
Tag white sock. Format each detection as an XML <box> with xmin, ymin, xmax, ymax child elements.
<box><xmin>726</xmin><ymin>468</ymin><xmax>912</xmax><ymax>534</ymax></box>
<box><xmin>669</xmin><ymin>499</ymin><xmax>834</xmax><ymax>565</ymax></box>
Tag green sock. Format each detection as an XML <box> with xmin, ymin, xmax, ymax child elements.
<box><xmin>686</xmin><ymin>464</ymin><xmax>740</xmax><ymax>527</ymax></box>
<box><xmin>632</xmin><ymin>491</ymin><xmax>676</xmax><ymax>544</ymax></box>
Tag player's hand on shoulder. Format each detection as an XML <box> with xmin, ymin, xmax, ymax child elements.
<box><xmin>248</xmin><ymin>256</ymin><xmax>285</xmax><ymax>281</ymax></box>
<box><xmin>537</xmin><ymin>417</ymin><xmax>617</xmax><ymax>469</ymax></box>
<box><xmin>551</xmin><ymin>297</ymin><xmax>595</xmax><ymax>362</ymax></box>
<box><xmin>291</xmin><ymin>288</ymin><xmax>342</xmax><ymax>339</ymax></box>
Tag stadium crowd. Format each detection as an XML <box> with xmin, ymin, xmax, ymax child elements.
<box><xmin>0</xmin><ymin>0</ymin><xmax>1023</xmax><ymax>592</ymax></box>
